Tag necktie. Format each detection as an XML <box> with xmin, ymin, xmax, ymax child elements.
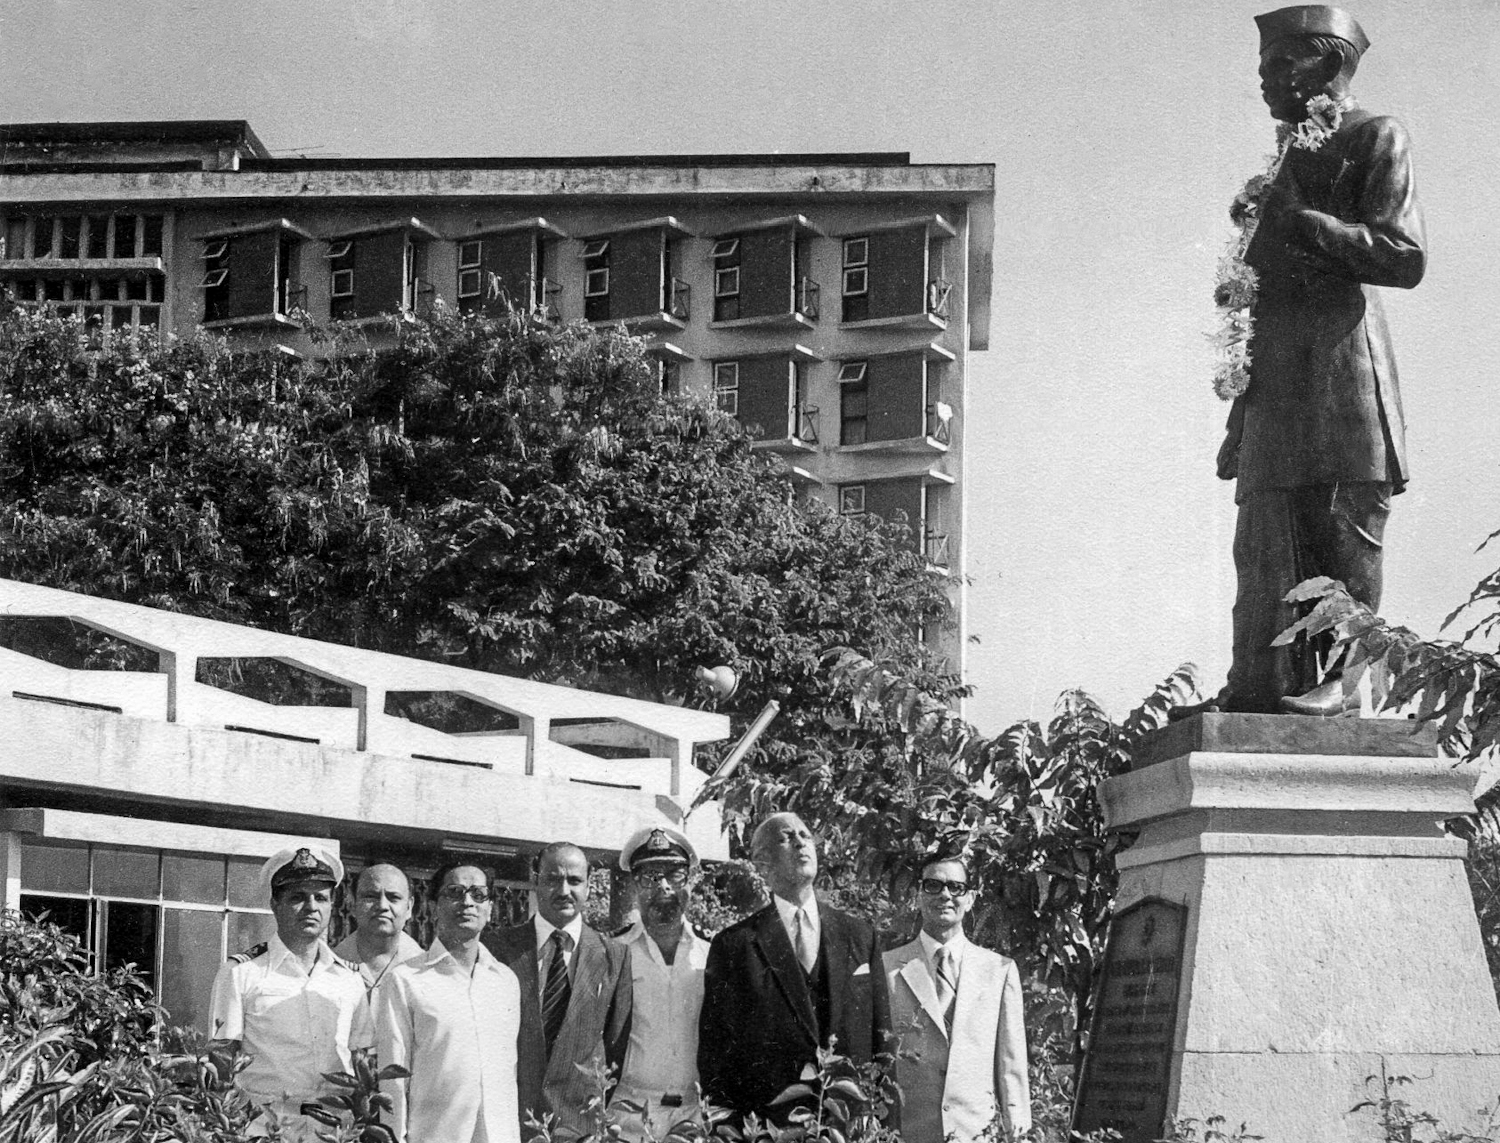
<box><xmin>935</xmin><ymin>947</ymin><xmax>957</xmax><ymax>1032</ymax></box>
<box><xmin>542</xmin><ymin>929</ymin><xmax>573</xmax><ymax>1057</ymax></box>
<box><xmin>794</xmin><ymin>907</ymin><xmax>816</xmax><ymax>974</ymax></box>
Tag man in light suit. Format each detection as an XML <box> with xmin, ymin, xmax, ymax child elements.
<box><xmin>698</xmin><ymin>812</ymin><xmax>891</xmax><ymax>1120</ymax></box>
<box><xmin>488</xmin><ymin>841</ymin><xmax>632</xmax><ymax>1139</ymax></box>
<box><xmin>884</xmin><ymin>848</ymin><xmax>1030</xmax><ymax>1141</ymax></box>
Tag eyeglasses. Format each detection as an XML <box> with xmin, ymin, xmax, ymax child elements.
<box><xmin>633</xmin><ymin>866</ymin><xmax>689</xmax><ymax>887</ymax></box>
<box><xmin>919</xmin><ymin>878</ymin><xmax>971</xmax><ymax>898</ymax></box>
<box><xmin>438</xmin><ymin>886</ymin><xmax>492</xmax><ymax>904</ymax></box>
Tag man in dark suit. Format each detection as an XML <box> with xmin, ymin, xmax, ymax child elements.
<box><xmin>1182</xmin><ymin>5</ymin><xmax>1426</xmax><ymax>718</ymax></box>
<box><xmin>697</xmin><ymin>812</ymin><xmax>891</xmax><ymax>1119</ymax></box>
<box><xmin>488</xmin><ymin>841</ymin><xmax>632</xmax><ymax>1139</ymax></box>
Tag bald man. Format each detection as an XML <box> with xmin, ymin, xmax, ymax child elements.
<box><xmin>697</xmin><ymin>813</ymin><xmax>890</xmax><ymax>1120</ymax></box>
<box><xmin>334</xmin><ymin>863</ymin><xmax>424</xmax><ymax>991</ymax></box>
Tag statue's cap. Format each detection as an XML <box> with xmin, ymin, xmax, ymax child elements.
<box><xmin>1256</xmin><ymin>6</ymin><xmax>1370</xmax><ymax>57</ymax></box>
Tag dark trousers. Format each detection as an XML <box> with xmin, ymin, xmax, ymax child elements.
<box><xmin>1224</xmin><ymin>481</ymin><xmax>1390</xmax><ymax>712</ymax></box>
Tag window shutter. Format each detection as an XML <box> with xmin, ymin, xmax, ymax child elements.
<box><xmin>480</xmin><ymin>230</ymin><xmax>537</xmax><ymax>312</ymax></box>
<box><xmin>733</xmin><ymin>356</ymin><xmax>794</xmax><ymax>440</ymax></box>
<box><xmin>225</xmin><ymin>230</ymin><xmax>280</xmax><ymax>319</ymax></box>
<box><xmin>864</xmin><ymin>478</ymin><xmax>924</xmax><ymax>549</ymax></box>
<box><xmin>352</xmin><ymin>229</ymin><xmax>409</xmax><ymax>317</ymax></box>
<box><xmin>738</xmin><ymin>227</ymin><xmax>794</xmax><ymax>319</ymax></box>
<box><xmin>866</xmin><ymin>353</ymin><xmax>926</xmax><ymax>441</ymax></box>
<box><xmin>607</xmin><ymin>228</ymin><xmax>662</xmax><ymax>319</ymax></box>
<box><xmin>866</xmin><ymin>226</ymin><xmax>927</xmax><ymax>320</ymax></box>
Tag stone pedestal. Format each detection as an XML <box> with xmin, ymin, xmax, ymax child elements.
<box><xmin>1074</xmin><ymin>715</ymin><xmax>1500</xmax><ymax>1142</ymax></box>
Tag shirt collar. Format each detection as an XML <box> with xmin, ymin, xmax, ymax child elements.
<box><xmin>533</xmin><ymin>912</ymin><xmax>585</xmax><ymax>952</ymax></box>
<box><xmin>424</xmin><ymin>937</ymin><xmax>505</xmax><ymax>974</ymax></box>
<box><xmin>773</xmin><ymin>892</ymin><xmax>820</xmax><ymax>932</ymax></box>
<box><xmin>266</xmin><ymin>932</ymin><xmax>334</xmax><ymax>973</ymax></box>
<box><xmin>918</xmin><ymin>929</ymin><xmax>968</xmax><ymax>963</ymax></box>
<box><xmin>623</xmin><ymin>919</ymin><xmax>696</xmax><ymax>963</ymax></box>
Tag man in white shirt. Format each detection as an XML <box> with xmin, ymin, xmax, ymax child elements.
<box><xmin>209</xmin><ymin>845</ymin><xmax>370</xmax><ymax>1141</ymax></box>
<box><xmin>489</xmin><ymin>841</ymin><xmax>632</xmax><ymax>1138</ymax></box>
<box><xmin>374</xmin><ymin>861</ymin><xmax>523</xmax><ymax>1143</ymax></box>
<box><xmin>333</xmin><ymin>862</ymin><xmax>424</xmax><ymax>991</ymax></box>
<box><xmin>883</xmin><ymin>847</ymin><xmax>1031</xmax><ymax>1141</ymax></box>
<box><xmin>608</xmin><ymin>827</ymin><xmax>708</xmax><ymax>1141</ymax></box>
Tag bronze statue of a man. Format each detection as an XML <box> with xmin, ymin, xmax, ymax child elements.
<box><xmin>1185</xmin><ymin>5</ymin><xmax>1427</xmax><ymax>719</ymax></box>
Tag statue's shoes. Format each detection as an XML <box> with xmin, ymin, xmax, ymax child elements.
<box><xmin>1279</xmin><ymin>677</ymin><xmax>1360</xmax><ymax>717</ymax></box>
<box><xmin>1167</xmin><ymin>697</ymin><xmax>1223</xmax><ymax>722</ymax></box>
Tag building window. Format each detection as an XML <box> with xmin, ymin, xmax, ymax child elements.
<box><xmin>840</xmin><ymin>222</ymin><xmax>948</xmax><ymax>324</ymax></box>
<box><xmin>3</xmin><ymin>213</ymin><xmax>164</xmax><ymax>263</ymax></box>
<box><xmin>582</xmin><ymin>239</ymin><xmax>610</xmax><ymax>320</ymax></box>
<box><xmin>839</xmin><ymin>484</ymin><xmax>866</xmax><ymax>515</ymax></box>
<box><xmin>657</xmin><ymin>358</ymin><xmax>682</xmax><ymax>397</ymax></box>
<box><xmin>326</xmin><ymin>228</ymin><xmax>428</xmax><ymax>320</ymax></box>
<box><xmin>714</xmin><ymin>362</ymin><xmax>739</xmax><ymax>416</ymax></box>
<box><xmin>458</xmin><ymin>241</ymin><xmax>483</xmax><ymax>304</ymax></box>
<box><xmin>18</xmin><ymin>839</ymin><xmax>276</xmax><ymax>1034</ymax></box>
<box><xmin>7</xmin><ymin>274</ymin><xmax>162</xmax><ymax>329</ymax></box>
<box><xmin>839</xmin><ymin>361</ymin><xmax>869</xmax><ymax>446</ymax></box>
<box><xmin>712</xmin><ymin>237</ymin><xmax>742</xmax><ymax>322</ymax></box>
<box><xmin>459</xmin><ymin>228</ymin><xmax>556</xmax><ymax>316</ymax></box>
<box><xmin>200</xmin><ymin>227</ymin><xmax>300</xmax><ymax>324</ymax></box>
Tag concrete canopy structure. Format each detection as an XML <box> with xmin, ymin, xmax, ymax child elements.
<box><xmin>0</xmin><ymin>577</ymin><xmax>729</xmax><ymax>1032</ymax></box>
<box><xmin>0</xmin><ymin>120</ymin><xmax>995</xmax><ymax>675</ymax></box>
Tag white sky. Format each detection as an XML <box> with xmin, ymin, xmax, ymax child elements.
<box><xmin>3</xmin><ymin>0</ymin><xmax>1498</xmax><ymax>734</ymax></box>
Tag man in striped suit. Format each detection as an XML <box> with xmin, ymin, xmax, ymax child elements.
<box><xmin>489</xmin><ymin>841</ymin><xmax>633</xmax><ymax>1138</ymax></box>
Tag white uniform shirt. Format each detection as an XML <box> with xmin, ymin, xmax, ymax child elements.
<box><xmin>333</xmin><ymin>929</ymin><xmax>426</xmax><ymax>991</ymax></box>
<box><xmin>374</xmin><ymin>940</ymin><xmax>523</xmax><ymax>1143</ymax></box>
<box><xmin>209</xmin><ymin>934</ymin><xmax>371</xmax><ymax>1106</ymax></box>
<box><xmin>615</xmin><ymin>922</ymin><xmax>707</xmax><ymax>1099</ymax></box>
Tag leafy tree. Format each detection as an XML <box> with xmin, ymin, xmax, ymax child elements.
<box><xmin>0</xmin><ymin>300</ymin><xmax>952</xmax><ymax>737</ymax></box>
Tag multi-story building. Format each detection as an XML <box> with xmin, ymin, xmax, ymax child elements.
<box><xmin>0</xmin><ymin>119</ymin><xmax>995</xmax><ymax>672</ymax></box>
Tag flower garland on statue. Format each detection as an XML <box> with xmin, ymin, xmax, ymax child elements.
<box><xmin>1210</xmin><ymin>94</ymin><xmax>1346</xmax><ymax>400</ymax></box>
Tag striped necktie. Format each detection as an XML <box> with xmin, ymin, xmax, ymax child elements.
<box><xmin>542</xmin><ymin>929</ymin><xmax>573</xmax><ymax>1057</ymax></box>
<box><xmin>935</xmin><ymin>946</ymin><xmax>957</xmax><ymax>1032</ymax></box>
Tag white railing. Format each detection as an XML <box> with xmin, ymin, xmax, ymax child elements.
<box><xmin>0</xmin><ymin>578</ymin><xmax>728</xmax><ymax>803</ymax></box>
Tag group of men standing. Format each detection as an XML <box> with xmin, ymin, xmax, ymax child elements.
<box><xmin>208</xmin><ymin>813</ymin><xmax>1030</xmax><ymax>1143</ymax></box>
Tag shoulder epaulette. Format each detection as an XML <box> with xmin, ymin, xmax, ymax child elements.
<box><xmin>334</xmin><ymin>954</ymin><xmax>362</xmax><ymax>973</ymax></box>
<box><xmin>229</xmin><ymin>942</ymin><xmax>268</xmax><ymax>964</ymax></box>
<box><xmin>604</xmin><ymin>921</ymin><xmax>635</xmax><ymax>940</ymax></box>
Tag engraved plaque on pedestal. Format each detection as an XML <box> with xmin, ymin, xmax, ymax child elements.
<box><xmin>1073</xmin><ymin>898</ymin><xmax>1188</xmax><ymax>1143</ymax></box>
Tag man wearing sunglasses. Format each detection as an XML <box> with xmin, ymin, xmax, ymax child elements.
<box><xmin>607</xmin><ymin>826</ymin><xmax>709</xmax><ymax>1141</ymax></box>
<box><xmin>374</xmin><ymin>861</ymin><xmax>523</xmax><ymax>1143</ymax></box>
<box><xmin>883</xmin><ymin>846</ymin><xmax>1030</xmax><ymax>1141</ymax></box>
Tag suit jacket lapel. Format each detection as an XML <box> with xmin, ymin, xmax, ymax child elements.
<box><xmin>545</xmin><ymin>927</ymin><xmax>606</xmax><ymax>1082</ymax></box>
<box><xmin>897</xmin><ymin>940</ymin><xmax>949</xmax><ymax>1040</ymax></box>
<box><xmin>751</xmin><ymin>905</ymin><xmax>818</xmax><ymax>1047</ymax></box>
<box><xmin>820</xmin><ymin>904</ymin><xmax>850</xmax><ymax>1041</ymax></box>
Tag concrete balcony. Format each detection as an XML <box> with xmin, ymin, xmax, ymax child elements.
<box><xmin>0</xmin><ymin>578</ymin><xmax>732</xmax><ymax>859</ymax></box>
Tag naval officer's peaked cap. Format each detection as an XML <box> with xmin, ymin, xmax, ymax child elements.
<box><xmin>263</xmin><ymin>844</ymin><xmax>344</xmax><ymax>897</ymax></box>
<box><xmin>1256</xmin><ymin>5</ymin><xmax>1370</xmax><ymax>57</ymax></box>
<box><xmin>619</xmin><ymin>825</ymin><xmax>697</xmax><ymax>871</ymax></box>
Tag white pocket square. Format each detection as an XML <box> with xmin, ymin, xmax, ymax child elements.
<box><xmin>853</xmin><ymin>963</ymin><xmax>870</xmax><ymax>976</ymax></box>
